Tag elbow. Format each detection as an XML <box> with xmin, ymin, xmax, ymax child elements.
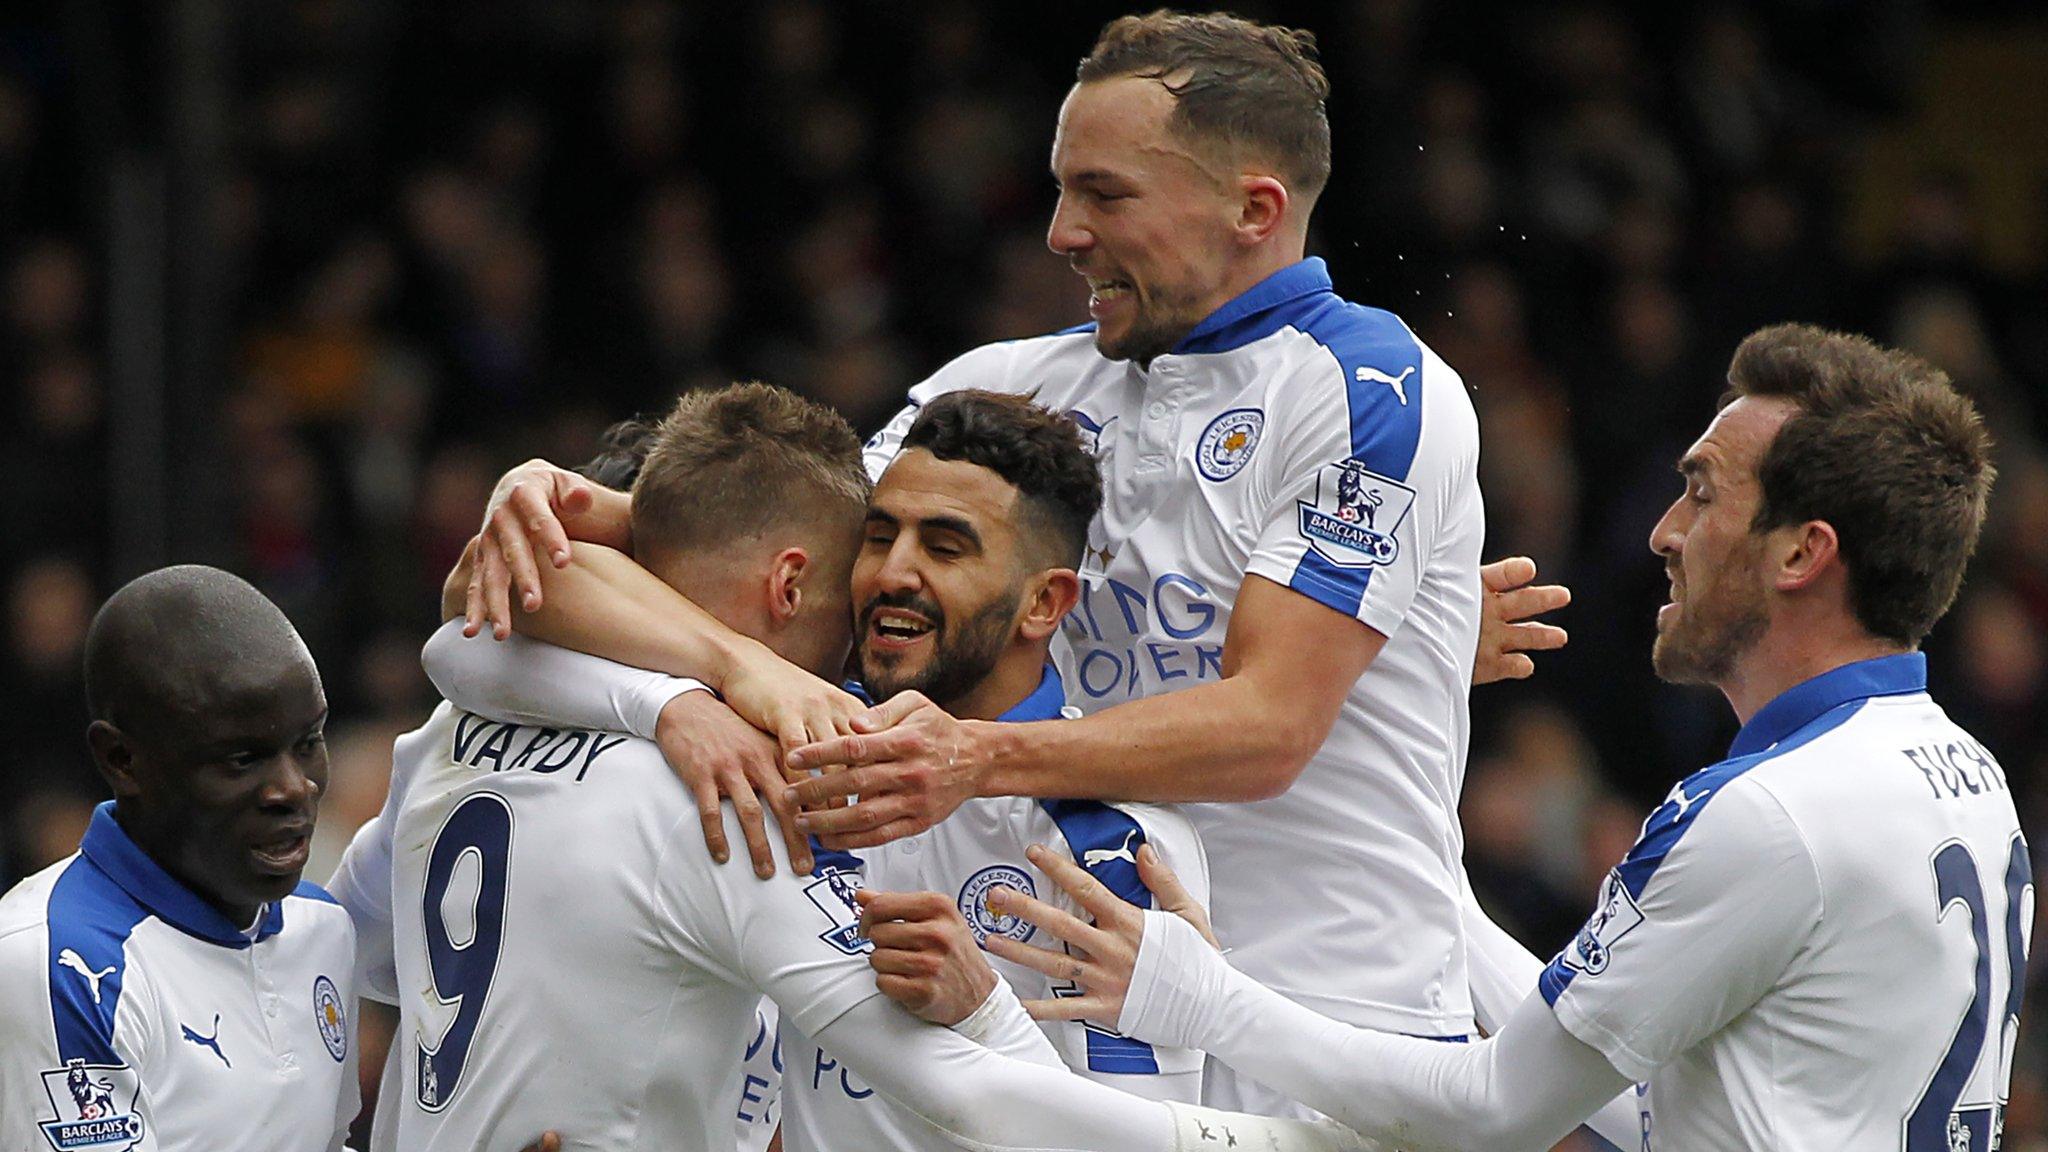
<box><xmin>1234</xmin><ymin>720</ymin><xmax>1325</xmax><ymax>801</ymax></box>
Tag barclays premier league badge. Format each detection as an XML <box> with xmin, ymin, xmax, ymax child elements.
<box><xmin>1563</xmin><ymin>871</ymin><xmax>1645</xmax><ymax>977</ymax></box>
<box><xmin>37</xmin><ymin>1061</ymin><xmax>144</xmax><ymax>1152</ymax></box>
<box><xmin>803</xmin><ymin>867</ymin><xmax>873</xmax><ymax>956</ymax></box>
<box><xmin>1297</xmin><ymin>460</ymin><xmax>1415</xmax><ymax>568</ymax></box>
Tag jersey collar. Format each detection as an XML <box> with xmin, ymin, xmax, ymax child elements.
<box><xmin>996</xmin><ymin>663</ymin><xmax>1069</xmax><ymax>724</ymax></box>
<box><xmin>79</xmin><ymin>801</ymin><xmax>287</xmax><ymax>948</ymax></box>
<box><xmin>1726</xmin><ymin>651</ymin><xmax>1927</xmax><ymax>759</ymax></box>
<box><xmin>1170</xmin><ymin>257</ymin><xmax>1333</xmax><ymax>357</ymax></box>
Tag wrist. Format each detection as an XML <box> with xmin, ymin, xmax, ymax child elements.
<box><xmin>948</xmin><ymin>971</ymin><xmax>1016</xmax><ymax>1039</ymax></box>
<box><xmin>965</xmin><ymin>718</ymin><xmax>1018</xmax><ymax>799</ymax></box>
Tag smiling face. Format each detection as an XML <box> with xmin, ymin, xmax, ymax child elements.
<box><xmin>99</xmin><ymin>648</ymin><xmax>330</xmax><ymax>924</ymax></box>
<box><xmin>1648</xmin><ymin>395</ymin><xmax>1798</xmax><ymax>685</ymax></box>
<box><xmin>1047</xmin><ymin>77</ymin><xmax>1249</xmax><ymax>364</ymax></box>
<box><xmin>853</xmin><ymin>449</ymin><xmax>1037</xmax><ymax>711</ymax></box>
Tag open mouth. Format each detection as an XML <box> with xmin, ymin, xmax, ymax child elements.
<box><xmin>867</xmin><ymin>607</ymin><xmax>936</xmax><ymax>651</ymax></box>
<box><xmin>248</xmin><ymin>829</ymin><xmax>312</xmax><ymax>875</ymax></box>
<box><xmin>1086</xmin><ymin>277</ymin><xmax>1133</xmax><ymax>314</ymax></box>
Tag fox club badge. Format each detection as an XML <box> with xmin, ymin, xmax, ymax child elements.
<box><xmin>958</xmin><ymin>865</ymin><xmax>1037</xmax><ymax>945</ymax></box>
<box><xmin>37</xmin><ymin>1061</ymin><xmax>144</xmax><ymax>1152</ymax></box>
<box><xmin>1297</xmin><ymin>460</ymin><xmax>1416</xmax><ymax>568</ymax></box>
<box><xmin>1196</xmin><ymin>409</ymin><xmax>1264</xmax><ymax>481</ymax></box>
<box><xmin>314</xmin><ymin>975</ymin><xmax>348</xmax><ymax>1062</ymax></box>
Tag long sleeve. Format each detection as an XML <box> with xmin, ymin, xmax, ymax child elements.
<box><xmin>1122</xmin><ymin>911</ymin><xmax>1631</xmax><ymax>1152</ymax></box>
<box><xmin>419</xmin><ymin>619</ymin><xmax>707</xmax><ymax>739</ymax></box>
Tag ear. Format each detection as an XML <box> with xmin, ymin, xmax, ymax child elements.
<box><xmin>87</xmin><ymin>720</ymin><xmax>143</xmax><ymax>800</ymax></box>
<box><xmin>765</xmin><ymin>547</ymin><xmax>812</xmax><ymax>626</ymax></box>
<box><xmin>1772</xmin><ymin>520</ymin><xmax>1840</xmax><ymax>594</ymax></box>
<box><xmin>1235</xmin><ymin>174</ymin><xmax>1290</xmax><ymax>246</ymax></box>
<box><xmin>1017</xmin><ymin>568</ymin><xmax>1082</xmax><ymax>643</ymax></box>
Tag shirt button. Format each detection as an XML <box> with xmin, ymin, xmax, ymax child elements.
<box><xmin>1146</xmin><ymin>402</ymin><xmax>1167</xmax><ymax>419</ymax></box>
<box><xmin>266</xmin><ymin>1002</ymin><xmax>279</xmax><ymax>1018</ymax></box>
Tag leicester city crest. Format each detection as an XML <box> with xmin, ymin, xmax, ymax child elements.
<box><xmin>1297</xmin><ymin>460</ymin><xmax>1415</xmax><ymax>568</ymax></box>
<box><xmin>958</xmin><ymin>865</ymin><xmax>1037</xmax><ymax>945</ymax></box>
<box><xmin>36</xmin><ymin>1061</ymin><xmax>143</xmax><ymax>1152</ymax></box>
<box><xmin>1196</xmin><ymin>409</ymin><xmax>1264</xmax><ymax>481</ymax></box>
<box><xmin>313</xmin><ymin>975</ymin><xmax>348</xmax><ymax>1062</ymax></box>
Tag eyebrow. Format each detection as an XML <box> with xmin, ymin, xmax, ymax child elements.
<box><xmin>919</xmin><ymin>514</ymin><xmax>983</xmax><ymax>547</ymax></box>
<box><xmin>1676</xmin><ymin>454</ymin><xmax>1707</xmax><ymax>478</ymax></box>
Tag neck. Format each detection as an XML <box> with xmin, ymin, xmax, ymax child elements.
<box><xmin>1718</xmin><ymin>620</ymin><xmax>1909</xmax><ymax>724</ymax></box>
<box><xmin>942</xmin><ymin>647</ymin><xmax>1050</xmax><ymax>722</ymax></box>
<box><xmin>110</xmin><ymin>803</ymin><xmax>261</xmax><ymax>926</ymax></box>
<box><xmin>1184</xmin><ymin>239</ymin><xmax>1308</xmax><ymax>332</ymax></box>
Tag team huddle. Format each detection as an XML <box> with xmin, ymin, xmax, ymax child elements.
<box><xmin>0</xmin><ymin>10</ymin><xmax>2028</xmax><ymax>1152</ymax></box>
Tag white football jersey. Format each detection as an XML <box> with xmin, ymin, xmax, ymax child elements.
<box><xmin>1542</xmin><ymin>654</ymin><xmax>2031</xmax><ymax>1150</ymax></box>
<box><xmin>0</xmin><ymin>804</ymin><xmax>358</xmax><ymax>1152</ymax></box>
<box><xmin>733</xmin><ymin>1000</ymin><xmax>782</xmax><ymax>1152</ymax></box>
<box><xmin>332</xmin><ymin>704</ymin><xmax>883</xmax><ymax>1152</ymax></box>
<box><xmin>781</xmin><ymin>665</ymin><xmax>1211</xmax><ymax>1152</ymax></box>
<box><xmin>865</xmin><ymin>258</ymin><xmax>1485</xmax><ymax>1037</ymax></box>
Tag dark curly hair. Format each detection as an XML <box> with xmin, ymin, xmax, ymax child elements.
<box><xmin>900</xmin><ymin>391</ymin><xmax>1104</xmax><ymax>570</ymax></box>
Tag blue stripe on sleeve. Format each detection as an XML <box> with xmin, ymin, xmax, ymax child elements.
<box><xmin>1280</xmin><ymin>298</ymin><xmax>1427</xmax><ymax>619</ymax></box>
<box><xmin>45</xmin><ymin>858</ymin><xmax>150</xmax><ymax>1064</ymax></box>
<box><xmin>1039</xmin><ymin>800</ymin><xmax>1161</xmax><ymax>1074</ymax></box>
<box><xmin>1538</xmin><ymin>698</ymin><xmax>1870</xmax><ymax>1005</ymax></box>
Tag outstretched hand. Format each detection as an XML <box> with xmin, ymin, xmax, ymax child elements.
<box><xmin>465</xmin><ymin>459</ymin><xmax>598</xmax><ymax>639</ymax></box>
<box><xmin>978</xmin><ymin>842</ymin><xmax>1217</xmax><ymax>1029</ymax></box>
<box><xmin>1473</xmin><ymin>556</ymin><xmax>1570</xmax><ymax>685</ymax></box>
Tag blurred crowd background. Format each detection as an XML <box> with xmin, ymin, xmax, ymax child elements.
<box><xmin>2</xmin><ymin>0</ymin><xmax>2045</xmax><ymax>1143</ymax></box>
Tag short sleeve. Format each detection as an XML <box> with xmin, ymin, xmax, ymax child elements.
<box><xmin>0</xmin><ymin>923</ymin><xmax>160</xmax><ymax>1152</ymax></box>
<box><xmin>1242</xmin><ymin>325</ymin><xmax>1466</xmax><ymax>641</ymax></box>
<box><xmin>330</xmin><ymin>706</ymin><xmax>456</xmax><ymax>1006</ymax></box>
<box><xmin>1540</xmin><ymin>778</ymin><xmax>1821</xmax><ymax>1082</ymax></box>
<box><xmin>652</xmin><ymin>806</ymin><xmax>881</xmax><ymax>1040</ymax></box>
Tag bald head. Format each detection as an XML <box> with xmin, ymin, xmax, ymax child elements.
<box><xmin>85</xmin><ymin>565</ymin><xmax>317</xmax><ymax>740</ymax></box>
<box><xmin>83</xmin><ymin>565</ymin><xmax>330</xmax><ymax>924</ymax></box>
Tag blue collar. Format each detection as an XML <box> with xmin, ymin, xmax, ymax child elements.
<box><xmin>79</xmin><ymin>802</ymin><xmax>286</xmax><ymax>947</ymax></box>
<box><xmin>997</xmin><ymin>663</ymin><xmax>1069</xmax><ymax>724</ymax></box>
<box><xmin>1726</xmin><ymin>652</ymin><xmax>1927</xmax><ymax>759</ymax></box>
<box><xmin>1171</xmin><ymin>257</ymin><xmax>1334</xmax><ymax>356</ymax></box>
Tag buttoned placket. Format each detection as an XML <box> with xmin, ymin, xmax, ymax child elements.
<box><xmin>244</xmin><ymin>914</ymin><xmax>300</xmax><ymax>1076</ymax></box>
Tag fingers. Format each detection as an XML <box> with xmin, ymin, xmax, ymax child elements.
<box><xmin>718</xmin><ymin>767</ymin><xmax>776</xmax><ymax>879</ymax></box>
<box><xmin>1024</xmin><ymin>843</ymin><xmax>1135</xmax><ymax>928</ymax></box>
<box><xmin>983</xmin><ymin>934</ymin><xmax>1090</xmax><ymax>981</ymax></box>
<box><xmin>1016</xmin><ymin>994</ymin><xmax>1118</xmax><ymax>1024</ymax></box>
<box><xmin>688</xmin><ymin>771</ymin><xmax>732</xmax><ymax>866</ymax></box>
<box><xmin>478</xmin><ymin>544</ymin><xmax>515</xmax><ymax>641</ymax></box>
<box><xmin>1137</xmin><ymin>844</ymin><xmax>1220</xmax><ymax>949</ymax></box>
<box><xmin>517</xmin><ymin>1133</ymin><xmax>562</xmax><ymax>1152</ymax></box>
<box><xmin>1502</xmin><ymin>619</ymin><xmax>1568</xmax><ymax>652</ymax></box>
<box><xmin>794</xmin><ymin>790</ymin><xmax>912</xmax><ymax>837</ymax></box>
<box><xmin>986</xmin><ymin>880</ymin><xmax>1110</xmax><ymax>955</ymax></box>
<box><xmin>552</xmin><ymin>470</ymin><xmax>595</xmax><ymax>518</ymax></box>
<box><xmin>755</xmin><ymin>761</ymin><xmax>812</xmax><ymax>875</ymax></box>
<box><xmin>851</xmin><ymin>690</ymin><xmax>933</xmax><ymax>735</ymax></box>
<box><xmin>785</xmin><ymin>764</ymin><xmax>869</xmax><ymax>807</ymax></box>
<box><xmin>814</xmin><ymin>817</ymin><xmax>930</xmax><ymax>852</ymax></box>
<box><xmin>787</xmin><ymin>730</ymin><xmax>905</xmax><ymax>773</ymax></box>
<box><xmin>1492</xmin><ymin>582</ymin><xmax>1572</xmax><ymax>623</ymax></box>
<box><xmin>488</xmin><ymin>496</ymin><xmax>546</xmax><ymax>616</ymax></box>
<box><xmin>1480</xmin><ymin>555</ymin><xmax>1537</xmax><ymax>593</ymax></box>
<box><xmin>1491</xmin><ymin>653</ymin><xmax>1536</xmax><ymax>681</ymax></box>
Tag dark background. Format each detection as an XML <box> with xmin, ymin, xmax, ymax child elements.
<box><xmin>2</xmin><ymin>1</ymin><xmax>2044</xmax><ymax>1141</ymax></box>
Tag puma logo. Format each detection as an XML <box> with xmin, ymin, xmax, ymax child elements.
<box><xmin>57</xmin><ymin>950</ymin><xmax>116</xmax><ymax>1004</ymax></box>
<box><xmin>1082</xmin><ymin>830</ymin><xmax>1140</xmax><ymax>869</ymax></box>
<box><xmin>1354</xmin><ymin>364</ymin><xmax>1416</xmax><ymax>406</ymax></box>
<box><xmin>1671</xmin><ymin>786</ymin><xmax>1709</xmax><ymax>821</ymax></box>
<box><xmin>181</xmin><ymin>1014</ymin><xmax>230</xmax><ymax>1068</ymax></box>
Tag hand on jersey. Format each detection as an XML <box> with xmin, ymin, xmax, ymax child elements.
<box><xmin>783</xmin><ymin>691</ymin><xmax>983</xmax><ymax>850</ymax></box>
<box><xmin>1473</xmin><ymin>556</ymin><xmax>1570</xmax><ymax>685</ymax></box>
<box><xmin>856</xmin><ymin>889</ymin><xmax>997</xmax><ymax>1026</ymax></box>
<box><xmin>979</xmin><ymin>842</ymin><xmax>1218</xmax><ymax>1029</ymax></box>
<box><xmin>465</xmin><ymin>458</ymin><xmax>625</xmax><ymax>638</ymax></box>
<box><xmin>658</xmin><ymin>691</ymin><xmax>815</xmax><ymax>877</ymax></box>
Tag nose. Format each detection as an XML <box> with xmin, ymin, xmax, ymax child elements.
<box><xmin>1649</xmin><ymin>495</ymin><xmax>1687</xmax><ymax>559</ymax></box>
<box><xmin>1047</xmin><ymin>191</ymin><xmax>1091</xmax><ymax>257</ymax></box>
<box><xmin>261</xmin><ymin>750</ymin><xmax>325</xmax><ymax>811</ymax></box>
<box><xmin>874</xmin><ymin>536</ymin><xmax>925</xmax><ymax>597</ymax></box>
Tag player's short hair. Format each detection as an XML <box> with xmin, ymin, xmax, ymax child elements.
<box><xmin>1725</xmin><ymin>323</ymin><xmax>1995</xmax><ymax>646</ymax></box>
<box><xmin>899</xmin><ymin>391</ymin><xmax>1103</xmax><ymax>571</ymax></box>
<box><xmin>1077</xmin><ymin>10</ymin><xmax>1332</xmax><ymax>201</ymax></box>
<box><xmin>576</xmin><ymin>415</ymin><xmax>660</xmax><ymax>490</ymax></box>
<box><xmin>631</xmin><ymin>383</ymin><xmax>871</xmax><ymax>556</ymax></box>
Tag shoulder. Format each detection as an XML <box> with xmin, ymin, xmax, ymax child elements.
<box><xmin>284</xmin><ymin>883</ymin><xmax>357</xmax><ymax>949</ymax></box>
<box><xmin>1260</xmin><ymin>298</ymin><xmax>1471</xmax><ymax>474</ymax></box>
<box><xmin>12</xmin><ymin>859</ymin><xmax>152</xmax><ymax>1065</ymax></box>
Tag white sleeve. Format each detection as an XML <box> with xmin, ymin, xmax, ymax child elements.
<box><xmin>1539</xmin><ymin>776</ymin><xmax>1820</xmax><ymax>1081</ymax></box>
<box><xmin>1121</xmin><ymin>912</ymin><xmax>1628</xmax><ymax>1152</ymax></box>
<box><xmin>1242</xmin><ymin>341</ymin><xmax>1475</xmax><ymax>640</ymax></box>
<box><xmin>1459</xmin><ymin>874</ymin><xmax>1644</xmax><ymax>1149</ymax></box>
<box><xmin>948</xmin><ymin>977</ymin><xmax>1063</xmax><ymax>1067</ymax></box>
<box><xmin>808</xmin><ymin>995</ymin><xmax>1377</xmax><ymax>1152</ymax></box>
<box><xmin>419</xmin><ymin>619</ymin><xmax>708</xmax><ymax>740</ymax></box>
<box><xmin>0</xmin><ymin>927</ymin><xmax>161</xmax><ymax>1152</ymax></box>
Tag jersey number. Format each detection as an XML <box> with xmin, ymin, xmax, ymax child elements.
<box><xmin>1905</xmin><ymin>836</ymin><xmax>2031</xmax><ymax>1150</ymax></box>
<box><xmin>415</xmin><ymin>792</ymin><xmax>514</xmax><ymax>1112</ymax></box>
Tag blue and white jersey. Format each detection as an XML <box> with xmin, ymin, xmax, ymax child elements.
<box><xmin>332</xmin><ymin>703</ymin><xmax>887</xmax><ymax>1152</ymax></box>
<box><xmin>864</xmin><ymin>258</ymin><xmax>1484</xmax><ymax>1037</ymax></box>
<box><xmin>1542</xmin><ymin>654</ymin><xmax>2031</xmax><ymax>1151</ymax></box>
<box><xmin>0</xmin><ymin>804</ymin><xmax>358</xmax><ymax>1152</ymax></box>
<box><xmin>780</xmin><ymin>665</ymin><xmax>1210</xmax><ymax>1152</ymax></box>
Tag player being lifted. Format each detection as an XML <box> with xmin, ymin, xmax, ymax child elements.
<box><xmin>963</xmin><ymin>324</ymin><xmax>2028</xmax><ymax>1152</ymax></box>
<box><xmin>331</xmin><ymin>384</ymin><xmax>1370</xmax><ymax>1152</ymax></box>
<box><xmin>460</xmin><ymin>11</ymin><xmax>1572</xmax><ymax>1122</ymax></box>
